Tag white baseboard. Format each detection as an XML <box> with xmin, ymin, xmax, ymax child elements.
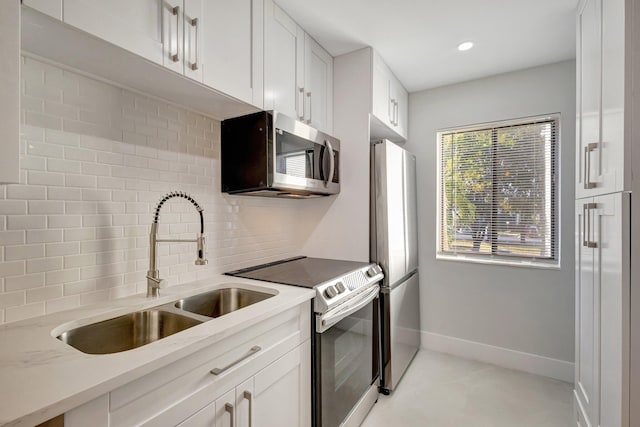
<box><xmin>421</xmin><ymin>331</ymin><xmax>574</xmax><ymax>383</ymax></box>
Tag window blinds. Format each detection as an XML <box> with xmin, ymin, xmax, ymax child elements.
<box><xmin>439</xmin><ymin>117</ymin><xmax>558</xmax><ymax>262</ymax></box>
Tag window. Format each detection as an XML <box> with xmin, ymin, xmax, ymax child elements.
<box><xmin>437</xmin><ymin>115</ymin><xmax>559</xmax><ymax>265</ymax></box>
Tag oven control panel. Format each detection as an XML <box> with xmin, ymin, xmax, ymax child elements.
<box><xmin>314</xmin><ymin>263</ymin><xmax>384</xmax><ymax>313</ymax></box>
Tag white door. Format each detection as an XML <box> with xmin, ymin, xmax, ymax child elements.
<box><xmin>64</xmin><ymin>0</ymin><xmax>163</xmax><ymax>65</ymax></box>
<box><xmin>264</xmin><ymin>0</ymin><xmax>304</xmax><ymax>120</ymax></box>
<box><xmin>576</xmin><ymin>0</ymin><xmax>601</xmax><ymax>198</ymax></box>
<box><xmin>202</xmin><ymin>0</ymin><xmax>262</xmax><ymax>106</ymax></box>
<box><xmin>575</xmin><ymin>198</ymin><xmax>599</xmax><ymax>426</ymax></box>
<box><xmin>253</xmin><ymin>342</ymin><xmax>311</xmax><ymax>427</ymax></box>
<box><xmin>372</xmin><ymin>53</ymin><xmax>392</xmax><ymax>129</ymax></box>
<box><xmin>304</xmin><ymin>34</ymin><xmax>333</xmax><ymax>133</ymax></box>
<box><xmin>597</xmin><ymin>192</ymin><xmax>629</xmax><ymax>427</ymax></box>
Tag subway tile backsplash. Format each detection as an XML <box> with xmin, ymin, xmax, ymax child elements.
<box><xmin>0</xmin><ymin>56</ymin><xmax>319</xmax><ymax>324</ymax></box>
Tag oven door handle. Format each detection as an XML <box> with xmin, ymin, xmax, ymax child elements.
<box><xmin>317</xmin><ymin>285</ymin><xmax>379</xmax><ymax>333</ymax></box>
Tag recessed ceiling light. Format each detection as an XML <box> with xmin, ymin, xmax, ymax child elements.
<box><xmin>457</xmin><ymin>41</ymin><xmax>474</xmax><ymax>51</ymax></box>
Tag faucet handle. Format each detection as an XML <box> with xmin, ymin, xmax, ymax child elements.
<box><xmin>147</xmin><ymin>275</ymin><xmax>168</xmax><ymax>289</ymax></box>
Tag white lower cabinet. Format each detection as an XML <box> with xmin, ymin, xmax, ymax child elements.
<box><xmin>65</xmin><ymin>302</ymin><xmax>311</xmax><ymax>427</ymax></box>
<box><xmin>575</xmin><ymin>192</ymin><xmax>630</xmax><ymax>427</ymax></box>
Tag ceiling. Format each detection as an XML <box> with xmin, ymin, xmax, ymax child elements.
<box><xmin>274</xmin><ymin>0</ymin><xmax>578</xmax><ymax>92</ymax></box>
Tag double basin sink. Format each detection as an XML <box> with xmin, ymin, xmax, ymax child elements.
<box><xmin>57</xmin><ymin>287</ymin><xmax>274</xmax><ymax>355</ymax></box>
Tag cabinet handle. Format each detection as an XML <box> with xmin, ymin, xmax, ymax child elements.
<box><xmin>190</xmin><ymin>17</ymin><xmax>199</xmax><ymax>71</ymax></box>
<box><xmin>583</xmin><ymin>203</ymin><xmax>598</xmax><ymax>248</ymax></box>
<box><xmin>306</xmin><ymin>91</ymin><xmax>312</xmax><ymax>124</ymax></box>
<box><xmin>210</xmin><ymin>345</ymin><xmax>261</xmax><ymax>375</ymax></box>
<box><xmin>394</xmin><ymin>100</ymin><xmax>399</xmax><ymax>126</ymax></box>
<box><xmin>583</xmin><ymin>142</ymin><xmax>598</xmax><ymax>190</ymax></box>
<box><xmin>243</xmin><ymin>391</ymin><xmax>253</xmax><ymax>427</ymax></box>
<box><xmin>225</xmin><ymin>403</ymin><xmax>235</xmax><ymax>427</ymax></box>
<box><xmin>171</xmin><ymin>6</ymin><xmax>180</xmax><ymax>63</ymax></box>
<box><xmin>298</xmin><ymin>87</ymin><xmax>305</xmax><ymax>121</ymax></box>
<box><xmin>389</xmin><ymin>97</ymin><xmax>396</xmax><ymax>125</ymax></box>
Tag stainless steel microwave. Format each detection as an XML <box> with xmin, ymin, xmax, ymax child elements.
<box><xmin>221</xmin><ymin>111</ymin><xmax>340</xmax><ymax>198</ymax></box>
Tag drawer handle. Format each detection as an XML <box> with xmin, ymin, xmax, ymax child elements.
<box><xmin>171</xmin><ymin>6</ymin><xmax>180</xmax><ymax>63</ymax></box>
<box><xmin>210</xmin><ymin>345</ymin><xmax>261</xmax><ymax>375</ymax></box>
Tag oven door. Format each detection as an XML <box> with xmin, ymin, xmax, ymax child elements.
<box><xmin>313</xmin><ymin>290</ymin><xmax>379</xmax><ymax>427</ymax></box>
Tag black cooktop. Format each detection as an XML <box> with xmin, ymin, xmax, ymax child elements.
<box><xmin>225</xmin><ymin>256</ymin><xmax>371</xmax><ymax>289</ymax></box>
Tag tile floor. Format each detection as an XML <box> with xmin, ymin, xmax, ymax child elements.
<box><xmin>361</xmin><ymin>350</ymin><xmax>574</xmax><ymax>427</ymax></box>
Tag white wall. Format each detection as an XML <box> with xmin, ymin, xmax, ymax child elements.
<box><xmin>406</xmin><ymin>61</ymin><xmax>576</xmax><ymax>370</ymax></box>
<box><xmin>0</xmin><ymin>56</ymin><xmax>322</xmax><ymax>324</ymax></box>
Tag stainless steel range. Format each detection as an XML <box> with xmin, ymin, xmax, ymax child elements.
<box><xmin>226</xmin><ymin>256</ymin><xmax>383</xmax><ymax>427</ymax></box>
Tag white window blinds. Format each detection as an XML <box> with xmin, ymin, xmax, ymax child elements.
<box><xmin>438</xmin><ymin>116</ymin><xmax>558</xmax><ymax>262</ymax></box>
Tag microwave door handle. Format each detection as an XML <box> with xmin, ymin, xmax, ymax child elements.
<box><xmin>324</xmin><ymin>140</ymin><xmax>335</xmax><ymax>187</ymax></box>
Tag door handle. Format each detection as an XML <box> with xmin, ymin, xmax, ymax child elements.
<box><xmin>583</xmin><ymin>203</ymin><xmax>598</xmax><ymax>248</ymax></box>
<box><xmin>584</xmin><ymin>143</ymin><xmax>598</xmax><ymax>190</ymax></box>
<box><xmin>190</xmin><ymin>17</ymin><xmax>199</xmax><ymax>71</ymax></box>
<box><xmin>323</xmin><ymin>139</ymin><xmax>335</xmax><ymax>187</ymax></box>
<box><xmin>298</xmin><ymin>87</ymin><xmax>305</xmax><ymax>121</ymax></box>
<box><xmin>306</xmin><ymin>91</ymin><xmax>312</xmax><ymax>124</ymax></box>
<box><xmin>225</xmin><ymin>403</ymin><xmax>235</xmax><ymax>427</ymax></box>
<box><xmin>171</xmin><ymin>6</ymin><xmax>180</xmax><ymax>63</ymax></box>
<box><xmin>243</xmin><ymin>391</ymin><xmax>253</xmax><ymax>427</ymax></box>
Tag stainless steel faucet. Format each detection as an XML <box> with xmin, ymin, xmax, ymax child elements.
<box><xmin>147</xmin><ymin>191</ymin><xmax>208</xmax><ymax>297</ymax></box>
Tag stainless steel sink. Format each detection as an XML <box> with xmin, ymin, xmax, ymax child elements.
<box><xmin>57</xmin><ymin>309</ymin><xmax>202</xmax><ymax>355</ymax></box>
<box><xmin>175</xmin><ymin>288</ymin><xmax>274</xmax><ymax>318</ymax></box>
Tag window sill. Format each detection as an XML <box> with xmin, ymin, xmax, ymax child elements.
<box><xmin>436</xmin><ymin>253</ymin><xmax>561</xmax><ymax>270</ymax></box>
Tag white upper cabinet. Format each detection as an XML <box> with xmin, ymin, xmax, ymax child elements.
<box><xmin>64</xmin><ymin>0</ymin><xmax>164</xmax><ymax>65</ymax></box>
<box><xmin>202</xmin><ymin>0</ymin><xmax>264</xmax><ymax>108</ymax></box>
<box><xmin>264</xmin><ymin>0</ymin><xmax>333</xmax><ymax>134</ymax></box>
<box><xmin>304</xmin><ymin>34</ymin><xmax>333</xmax><ymax>134</ymax></box>
<box><xmin>576</xmin><ymin>0</ymin><xmax>628</xmax><ymax>198</ymax></box>
<box><xmin>371</xmin><ymin>50</ymin><xmax>408</xmax><ymax>141</ymax></box>
<box><xmin>264</xmin><ymin>0</ymin><xmax>305</xmax><ymax>121</ymax></box>
<box><xmin>0</xmin><ymin>0</ymin><xmax>19</xmax><ymax>184</ymax></box>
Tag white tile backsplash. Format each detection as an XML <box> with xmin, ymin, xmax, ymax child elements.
<box><xmin>0</xmin><ymin>56</ymin><xmax>319</xmax><ymax>324</ymax></box>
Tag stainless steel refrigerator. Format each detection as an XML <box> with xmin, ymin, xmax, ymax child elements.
<box><xmin>370</xmin><ymin>139</ymin><xmax>421</xmax><ymax>394</ymax></box>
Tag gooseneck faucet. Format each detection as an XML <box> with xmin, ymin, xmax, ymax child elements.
<box><xmin>147</xmin><ymin>191</ymin><xmax>208</xmax><ymax>297</ymax></box>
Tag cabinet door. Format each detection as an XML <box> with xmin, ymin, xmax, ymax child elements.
<box><xmin>372</xmin><ymin>53</ymin><xmax>393</xmax><ymax>130</ymax></box>
<box><xmin>264</xmin><ymin>0</ymin><xmax>305</xmax><ymax>120</ymax></box>
<box><xmin>394</xmin><ymin>80</ymin><xmax>408</xmax><ymax>139</ymax></box>
<box><xmin>215</xmin><ymin>389</ymin><xmax>236</xmax><ymax>427</ymax></box>
<box><xmin>0</xmin><ymin>0</ymin><xmax>19</xmax><ymax>184</ymax></box>
<box><xmin>575</xmin><ymin>198</ymin><xmax>599</xmax><ymax>426</ymax></box>
<box><xmin>64</xmin><ymin>0</ymin><xmax>164</xmax><ymax>65</ymax></box>
<box><xmin>576</xmin><ymin>0</ymin><xmax>601</xmax><ymax>198</ymax></box>
<box><xmin>253</xmin><ymin>341</ymin><xmax>311</xmax><ymax>427</ymax></box>
<box><xmin>600</xmin><ymin>0</ymin><xmax>626</xmax><ymax>195</ymax></box>
<box><xmin>304</xmin><ymin>34</ymin><xmax>333</xmax><ymax>133</ymax></box>
<box><xmin>202</xmin><ymin>0</ymin><xmax>263</xmax><ymax>106</ymax></box>
<box><xmin>597</xmin><ymin>192</ymin><xmax>629</xmax><ymax>427</ymax></box>
<box><xmin>183</xmin><ymin>0</ymin><xmax>203</xmax><ymax>82</ymax></box>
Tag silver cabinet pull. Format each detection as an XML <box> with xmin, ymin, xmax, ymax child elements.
<box><xmin>243</xmin><ymin>391</ymin><xmax>253</xmax><ymax>427</ymax></box>
<box><xmin>210</xmin><ymin>346</ymin><xmax>261</xmax><ymax>375</ymax></box>
<box><xmin>298</xmin><ymin>87</ymin><xmax>305</xmax><ymax>121</ymax></box>
<box><xmin>190</xmin><ymin>17</ymin><xmax>199</xmax><ymax>71</ymax></box>
<box><xmin>389</xmin><ymin>97</ymin><xmax>396</xmax><ymax>125</ymax></box>
<box><xmin>171</xmin><ymin>6</ymin><xmax>180</xmax><ymax>62</ymax></box>
<box><xmin>393</xmin><ymin>100</ymin><xmax>399</xmax><ymax>126</ymax></box>
<box><xmin>306</xmin><ymin>91</ymin><xmax>312</xmax><ymax>124</ymax></box>
<box><xmin>584</xmin><ymin>142</ymin><xmax>598</xmax><ymax>189</ymax></box>
<box><xmin>583</xmin><ymin>203</ymin><xmax>598</xmax><ymax>248</ymax></box>
<box><xmin>225</xmin><ymin>403</ymin><xmax>235</xmax><ymax>427</ymax></box>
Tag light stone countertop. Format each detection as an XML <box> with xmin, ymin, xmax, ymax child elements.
<box><xmin>0</xmin><ymin>275</ymin><xmax>315</xmax><ymax>427</ymax></box>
